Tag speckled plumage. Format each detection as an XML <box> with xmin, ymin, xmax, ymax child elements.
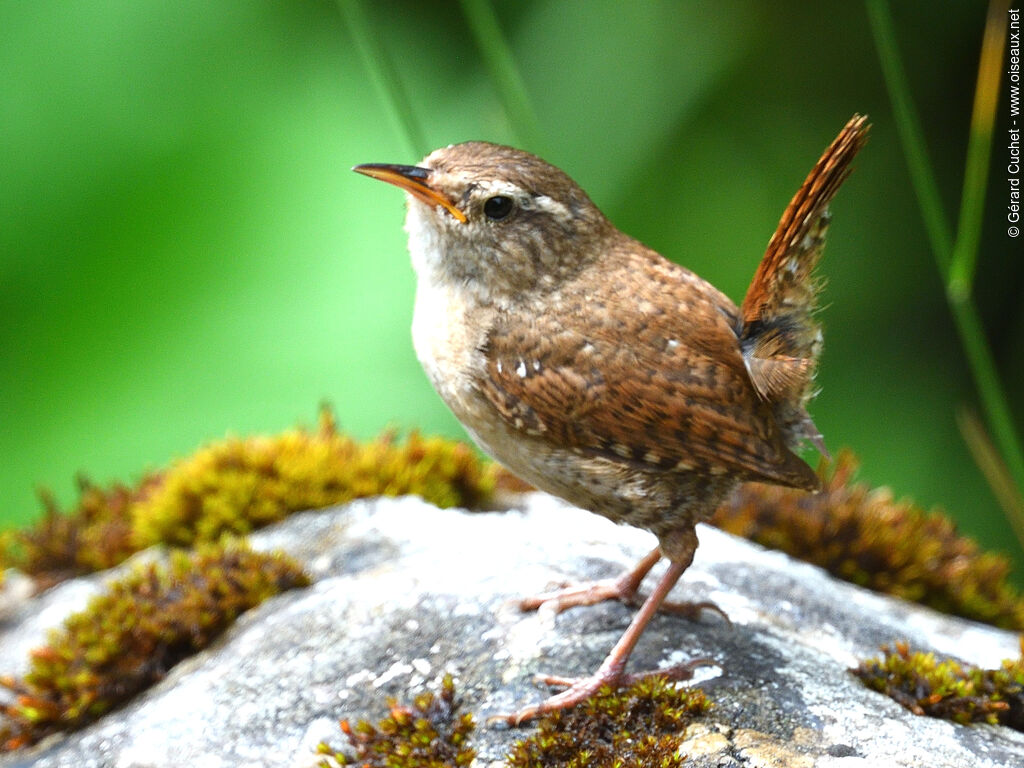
<box><xmin>354</xmin><ymin>115</ymin><xmax>869</xmax><ymax>720</ymax></box>
<box><xmin>473</xmin><ymin>238</ymin><xmax>815</xmax><ymax>547</ymax></box>
<box><xmin>357</xmin><ymin>119</ymin><xmax>868</xmax><ymax>559</ymax></box>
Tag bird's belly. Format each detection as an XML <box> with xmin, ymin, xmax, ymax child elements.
<box><xmin>464</xmin><ymin>410</ymin><xmax>724</xmax><ymax>539</ymax></box>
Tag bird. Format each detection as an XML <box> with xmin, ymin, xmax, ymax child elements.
<box><xmin>353</xmin><ymin>114</ymin><xmax>869</xmax><ymax>724</ymax></box>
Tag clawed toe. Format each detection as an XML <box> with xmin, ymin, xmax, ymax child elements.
<box><xmin>532</xmin><ymin>673</ymin><xmax>578</xmax><ymax>688</ymax></box>
<box><xmin>489</xmin><ymin>674</ymin><xmax>620</xmax><ymax>726</ymax></box>
<box><xmin>658</xmin><ymin>598</ymin><xmax>732</xmax><ymax>625</ymax></box>
<box><xmin>518</xmin><ymin>548</ymin><xmax>663</xmax><ymax>614</ymax></box>
<box><xmin>489</xmin><ymin>659</ymin><xmax>716</xmax><ymax>726</ymax></box>
<box><xmin>518</xmin><ymin>577</ymin><xmax>637</xmax><ymax>613</ymax></box>
<box><xmin>492</xmin><ymin>546</ymin><xmax>721</xmax><ymax>727</ymax></box>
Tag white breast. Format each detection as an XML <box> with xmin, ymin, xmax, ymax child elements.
<box><xmin>404</xmin><ymin>196</ymin><xmax>503</xmax><ymax>434</ymax></box>
<box><xmin>411</xmin><ymin>277</ymin><xmax>494</xmax><ymax>424</ymax></box>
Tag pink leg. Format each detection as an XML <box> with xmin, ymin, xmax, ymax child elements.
<box><xmin>493</xmin><ymin>558</ymin><xmax>714</xmax><ymax>726</ymax></box>
<box><xmin>519</xmin><ymin>547</ymin><xmax>662</xmax><ymax>612</ymax></box>
<box><xmin>519</xmin><ymin>547</ymin><xmax>729</xmax><ymax>624</ymax></box>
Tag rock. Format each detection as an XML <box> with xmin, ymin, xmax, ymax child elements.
<box><xmin>0</xmin><ymin>572</ymin><xmax>34</xmax><ymax>624</ymax></box>
<box><xmin>1</xmin><ymin>493</ymin><xmax>1023</xmax><ymax>767</ymax></box>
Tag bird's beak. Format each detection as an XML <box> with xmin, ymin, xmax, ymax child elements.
<box><xmin>352</xmin><ymin>163</ymin><xmax>467</xmax><ymax>224</ymax></box>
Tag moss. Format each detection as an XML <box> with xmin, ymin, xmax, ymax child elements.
<box><xmin>506</xmin><ymin>676</ymin><xmax>711</xmax><ymax>768</ymax></box>
<box><xmin>0</xmin><ymin>540</ymin><xmax>309</xmax><ymax>751</ymax></box>
<box><xmin>0</xmin><ymin>476</ymin><xmax>162</xmax><ymax>590</ymax></box>
<box><xmin>130</xmin><ymin>408</ymin><xmax>501</xmax><ymax>549</ymax></box>
<box><xmin>711</xmin><ymin>450</ymin><xmax>1024</xmax><ymax>630</ymax></box>
<box><xmin>1</xmin><ymin>408</ymin><xmax>506</xmax><ymax>587</ymax></box>
<box><xmin>852</xmin><ymin>641</ymin><xmax>1024</xmax><ymax>730</ymax></box>
<box><xmin>316</xmin><ymin>674</ymin><xmax>475</xmax><ymax>768</ymax></box>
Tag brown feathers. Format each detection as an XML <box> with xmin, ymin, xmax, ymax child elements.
<box><xmin>357</xmin><ymin>116</ymin><xmax>868</xmax><ymax>725</ymax></box>
<box><xmin>742</xmin><ymin>115</ymin><xmax>869</xmax><ymax>336</ymax></box>
<box><xmin>740</xmin><ymin>115</ymin><xmax>870</xmax><ymax>453</ymax></box>
<box><xmin>477</xmin><ymin>242</ymin><xmax>820</xmax><ymax>492</ymax></box>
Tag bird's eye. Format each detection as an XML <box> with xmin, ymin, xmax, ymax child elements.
<box><xmin>483</xmin><ymin>195</ymin><xmax>514</xmax><ymax>221</ymax></box>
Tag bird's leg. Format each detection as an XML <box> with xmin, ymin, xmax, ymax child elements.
<box><xmin>519</xmin><ymin>546</ymin><xmax>728</xmax><ymax>623</ymax></box>
<box><xmin>493</xmin><ymin>529</ymin><xmax>715</xmax><ymax>726</ymax></box>
<box><xmin>493</xmin><ymin>556</ymin><xmax>713</xmax><ymax>725</ymax></box>
<box><xmin>518</xmin><ymin>547</ymin><xmax>661</xmax><ymax>613</ymax></box>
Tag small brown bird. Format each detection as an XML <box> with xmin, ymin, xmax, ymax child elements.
<box><xmin>354</xmin><ymin>115</ymin><xmax>869</xmax><ymax>724</ymax></box>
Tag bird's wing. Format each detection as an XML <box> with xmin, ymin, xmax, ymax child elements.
<box><xmin>475</xmin><ymin>253</ymin><xmax>819</xmax><ymax>491</ymax></box>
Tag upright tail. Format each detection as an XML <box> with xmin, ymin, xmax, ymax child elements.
<box><xmin>740</xmin><ymin>114</ymin><xmax>870</xmax><ymax>455</ymax></box>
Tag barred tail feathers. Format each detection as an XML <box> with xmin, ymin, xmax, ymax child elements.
<box><xmin>739</xmin><ymin>115</ymin><xmax>870</xmax><ymax>455</ymax></box>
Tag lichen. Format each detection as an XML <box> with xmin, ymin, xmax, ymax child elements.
<box><xmin>0</xmin><ymin>540</ymin><xmax>309</xmax><ymax>751</ymax></box>
<box><xmin>1</xmin><ymin>408</ymin><xmax>506</xmax><ymax>588</ymax></box>
<box><xmin>852</xmin><ymin>640</ymin><xmax>1024</xmax><ymax>730</ymax></box>
<box><xmin>711</xmin><ymin>450</ymin><xmax>1024</xmax><ymax>630</ymax></box>
<box><xmin>316</xmin><ymin>674</ymin><xmax>475</xmax><ymax>768</ymax></box>
<box><xmin>505</xmin><ymin>676</ymin><xmax>711</xmax><ymax>768</ymax></box>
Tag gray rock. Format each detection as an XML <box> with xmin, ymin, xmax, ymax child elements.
<box><xmin>1</xmin><ymin>493</ymin><xmax>1023</xmax><ymax>767</ymax></box>
<box><xmin>0</xmin><ymin>572</ymin><xmax>34</xmax><ymax>625</ymax></box>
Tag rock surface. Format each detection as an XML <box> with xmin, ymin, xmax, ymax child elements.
<box><xmin>1</xmin><ymin>493</ymin><xmax>1023</xmax><ymax>767</ymax></box>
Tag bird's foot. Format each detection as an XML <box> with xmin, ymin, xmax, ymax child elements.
<box><xmin>521</xmin><ymin>583</ymin><xmax>728</xmax><ymax>624</ymax></box>
<box><xmin>519</xmin><ymin>575</ymin><xmax>641</xmax><ymax>613</ymax></box>
<box><xmin>519</xmin><ymin>547</ymin><xmax>661</xmax><ymax>614</ymax></box>
<box><xmin>487</xmin><ymin>658</ymin><xmax>714</xmax><ymax>727</ymax></box>
<box><xmin>658</xmin><ymin>598</ymin><xmax>732</xmax><ymax>626</ymax></box>
<box><xmin>519</xmin><ymin>548</ymin><xmax>730</xmax><ymax>625</ymax></box>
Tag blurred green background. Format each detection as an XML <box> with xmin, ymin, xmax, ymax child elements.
<box><xmin>2</xmin><ymin>2</ymin><xmax>1021</xmax><ymax>569</ymax></box>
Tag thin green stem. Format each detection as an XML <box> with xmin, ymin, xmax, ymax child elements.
<box><xmin>947</xmin><ymin>2</ymin><xmax>1024</xmax><ymax>522</ymax></box>
<box><xmin>458</xmin><ymin>0</ymin><xmax>545</xmax><ymax>152</ymax></box>
<box><xmin>948</xmin><ymin>0</ymin><xmax>1008</xmax><ymax>298</ymax></box>
<box><xmin>951</xmin><ymin>301</ymin><xmax>1024</xmax><ymax>542</ymax></box>
<box><xmin>865</xmin><ymin>0</ymin><xmax>954</xmax><ymax>272</ymax></box>
<box><xmin>958</xmin><ymin>408</ymin><xmax>1024</xmax><ymax>553</ymax></box>
<box><xmin>336</xmin><ymin>0</ymin><xmax>428</xmax><ymax>158</ymax></box>
<box><xmin>867</xmin><ymin>0</ymin><xmax>1024</xmax><ymax>528</ymax></box>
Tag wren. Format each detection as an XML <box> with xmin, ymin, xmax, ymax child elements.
<box><xmin>354</xmin><ymin>115</ymin><xmax>869</xmax><ymax>724</ymax></box>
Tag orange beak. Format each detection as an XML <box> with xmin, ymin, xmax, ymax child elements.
<box><xmin>352</xmin><ymin>163</ymin><xmax>467</xmax><ymax>223</ymax></box>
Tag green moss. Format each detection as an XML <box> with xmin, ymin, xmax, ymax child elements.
<box><xmin>0</xmin><ymin>477</ymin><xmax>161</xmax><ymax>590</ymax></box>
<box><xmin>1</xmin><ymin>408</ymin><xmax>506</xmax><ymax>587</ymax></box>
<box><xmin>711</xmin><ymin>450</ymin><xmax>1024</xmax><ymax>630</ymax></box>
<box><xmin>506</xmin><ymin>676</ymin><xmax>711</xmax><ymax>768</ymax></box>
<box><xmin>130</xmin><ymin>409</ymin><xmax>501</xmax><ymax>549</ymax></box>
<box><xmin>317</xmin><ymin>675</ymin><xmax>711</xmax><ymax>768</ymax></box>
<box><xmin>0</xmin><ymin>540</ymin><xmax>309</xmax><ymax>751</ymax></box>
<box><xmin>852</xmin><ymin>641</ymin><xmax>1024</xmax><ymax>730</ymax></box>
<box><xmin>316</xmin><ymin>674</ymin><xmax>475</xmax><ymax>768</ymax></box>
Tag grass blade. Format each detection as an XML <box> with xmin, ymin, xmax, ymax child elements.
<box><xmin>865</xmin><ymin>0</ymin><xmax>954</xmax><ymax>272</ymax></box>
<box><xmin>336</xmin><ymin>0</ymin><xmax>428</xmax><ymax>158</ymax></box>
<box><xmin>458</xmin><ymin>0</ymin><xmax>545</xmax><ymax>151</ymax></box>
<box><xmin>867</xmin><ymin>0</ymin><xmax>1024</xmax><ymax>534</ymax></box>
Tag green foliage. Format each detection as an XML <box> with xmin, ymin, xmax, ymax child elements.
<box><xmin>852</xmin><ymin>641</ymin><xmax>1024</xmax><ymax>730</ymax></box>
<box><xmin>316</xmin><ymin>674</ymin><xmax>475</xmax><ymax>768</ymax></box>
<box><xmin>711</xmin><ymin>450</ymin><xmax>1024</xmax><ymax>630</ymax></box>
<box><xmin>505</xmin><ymin>676</ymin><xmax>711</xmax><ymax>768</ymax></box>
<box><xmin>0</xmin><ymin>541</ymin><xmax>309</xmax><ymax>751</ymax></box>
<box><xmin>0</xmin><ymin>410</ymin><xmax>505</xmax><ymax>587</ymax></box>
